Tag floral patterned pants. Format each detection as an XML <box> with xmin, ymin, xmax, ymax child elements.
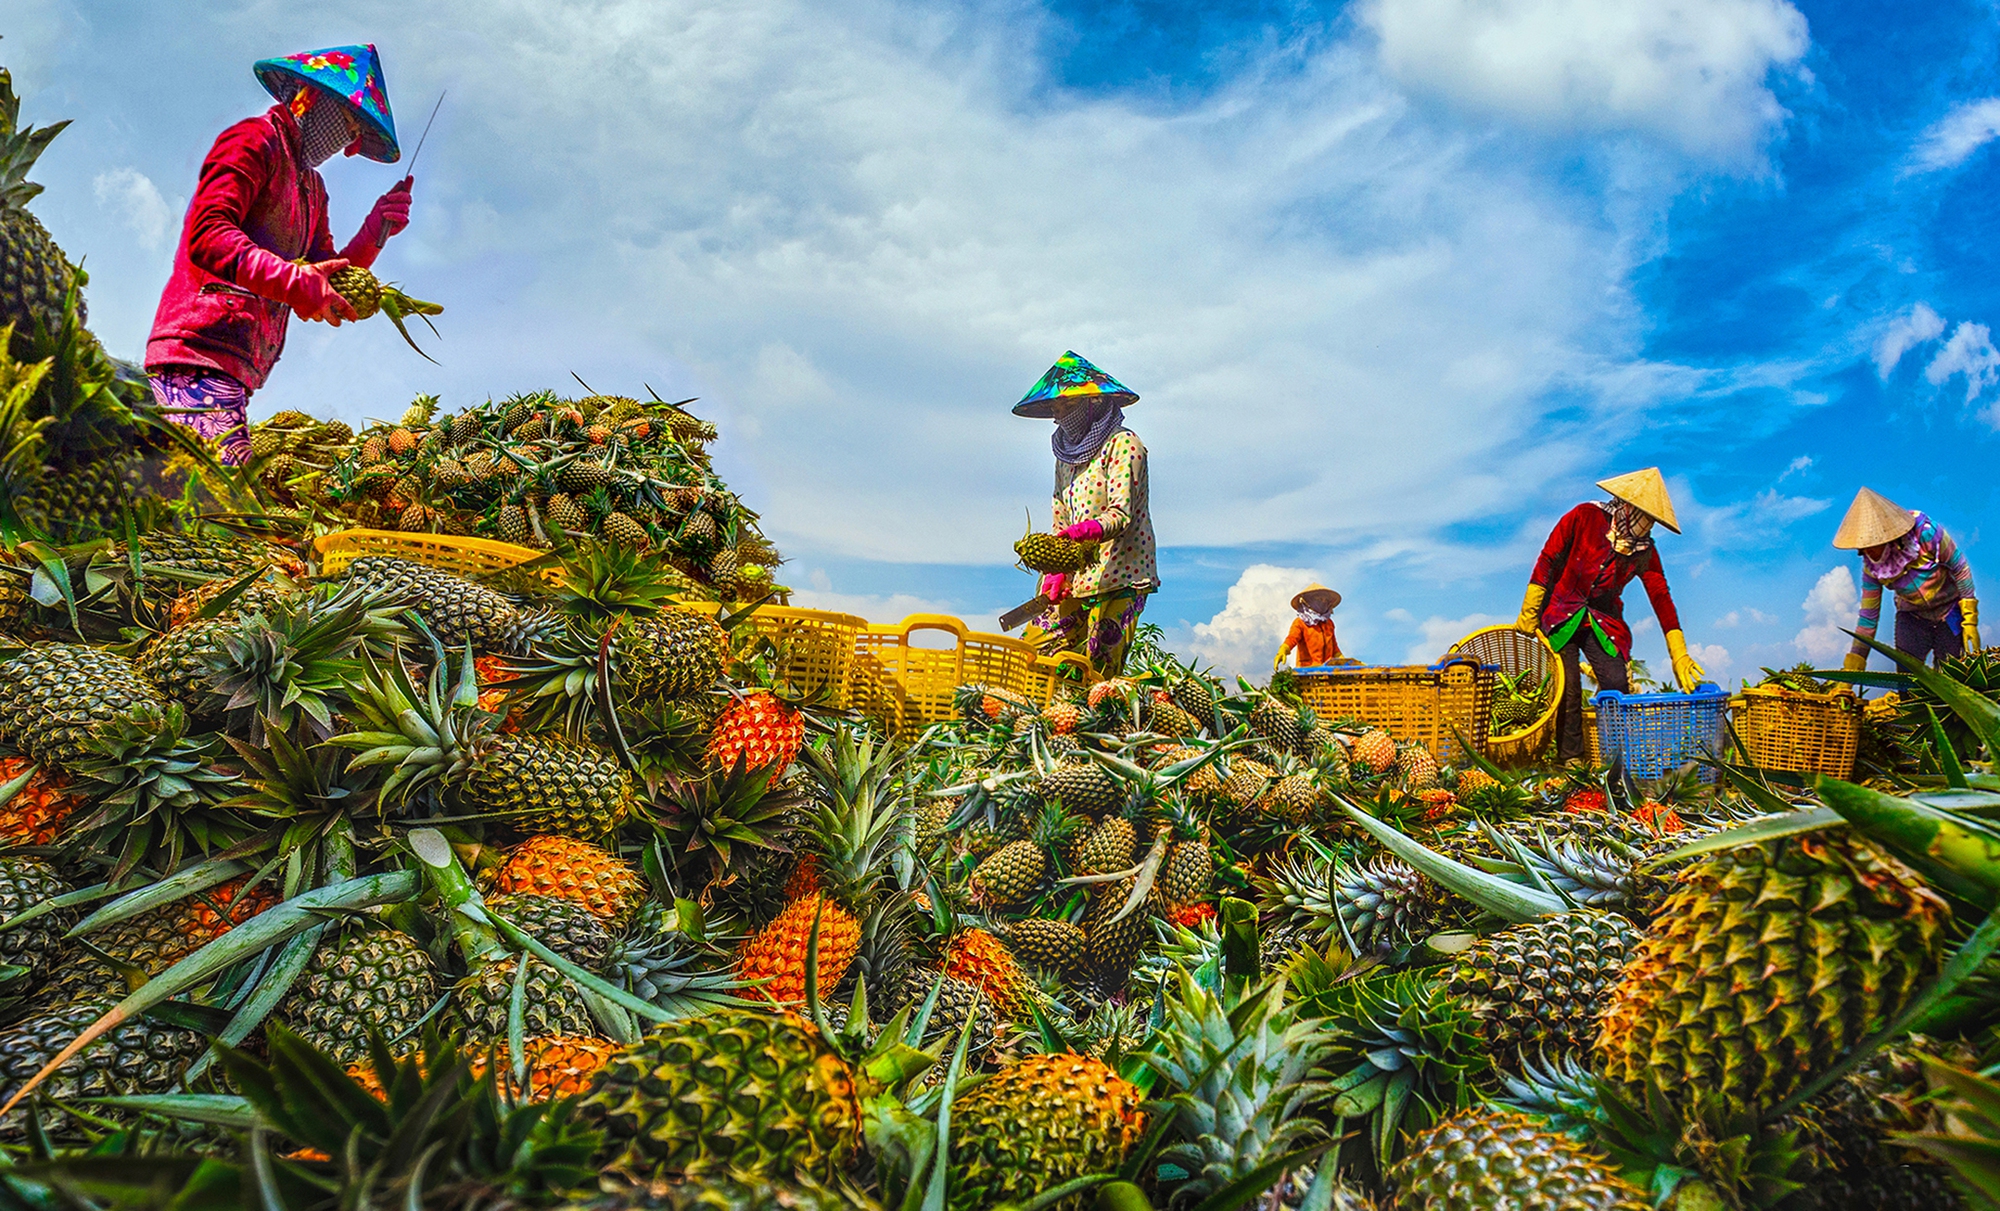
<box><xmin>150</xmin><ymin>366</ymin><xmax>251</xmax><ymax>465</ymax></box>
<box><xmin>1048</xmin><ymin>587</ymin><xmax>1148</xmax><ymax>677</ymax></box>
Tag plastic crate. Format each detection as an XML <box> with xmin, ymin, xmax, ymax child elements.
<box><xmin>315</xmin><ymin>529</ymin><xmax>563</xmax><ymax>586</ymax></box>
<box><xmin>679</xmin><ymin>602</ymin><xmax>867</xmax><ymax>709</ymax></box>
<box><xmin>1449</xmin><ymin>626</ymin><xmax>1563</xmax><ymax>765</ymax></box>
<box><xmin>1733</xmin><ymin>685</ymin><xmax>1861</xmax><ymax>778</ymax></box>
<box><xmin>1293</xmin><ymin>657</ymin><xmax>1497</xmax><ymax>764</ymax></box>
<box><xmin>846</xmin><ymin>615</ymin><xmax>1039</xmax><ymax>737</ymax></box>
<box><xmin>1591</xmin><ymin>685</ymin><xmax>1731</xmax><ymax>781</ymax></box>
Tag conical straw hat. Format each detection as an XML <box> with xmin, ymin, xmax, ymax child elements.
<box><xmin>1595</xmin><ymin>468</ymin><xmax>1679</xmax><ymax>533</ymax></box>
<box><xmin>1832</xmin><ymin>487</ymin><xmax>1916</xmax><ymax>550</ymax></box>
<box><xmin>1291</xmin><ymin>583</ymin><xmax>1341</xmax><ymax>612</ymax></box>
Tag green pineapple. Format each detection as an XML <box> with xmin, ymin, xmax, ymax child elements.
<box><xmin>1446</xmin><ymin>910</ymin><xmax>1639</xmax><ymax>1063</ymax></box>
<box><xmin>1250</xmin><ymin>692</ymin><xmax>1307</xmax><ymax>754</ymax></box>
<box><xmin>619</xmin><ymin>607</ymin><xmax>727</xmax><ymax>702</ymax></box>
<box><xmin>340</xmin><ymin>556</ymin><xmax>554</xmax><ymax>654</ymax></box>
<box><xmin>0</xmin><ymin>997</ymin><xmax>208</xmax><ymax>1138</ymax></box>
<box><xmin>1039</xmin><ymin>759</ymin><xmax>1121</xmax><ymax>818</ymax></box>
<box><xmin>999</xmin><ymin>917</ymin><xmax>1087</xmax><ymax>978</ymax></box>
<box><xmin>275</xmin><ymin>928</ymin><xmax>436</xmax><ymax>1065</ymax></box>
<box><xmin>1391</xmin><ymin>1108</ymin><xmax>1646</xmax><ymax>1210</ymax></box>
<box><xmin>948</xmin><ymin>1052</ymin><xmax>1146</xmax><ymax>1211</ymax></box>
<box><xmin>1596</xmin><ymin>832</ymin><xmax>1949</xmax><ymax>1129</ymax></box>
<box><xmin>0</xmin><ymin>856</ymin><xmax>72</xmax><ymax>997</ymax></box>
<box><xmin>0</xmin><ymin>68</ymin><xmax>82</xmax><ymax>346</ymax></box>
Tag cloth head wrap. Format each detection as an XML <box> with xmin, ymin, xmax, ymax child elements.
<box><xmin>1605</xmin><ymin>500</ymin><xmax>1656</xmax><ymax>557</ymax></box>
<box><xmin>1052</xmin><ymin>396</ymin><xmax>1124</xmax><ymax>465</ymax></box>
<box><xmin>1296</xmin><ymin>607</ymin><xmax>1334</xmax><ymax>625</ymax></box>
<box><xmin>1863</xmin><ymin>511</ymin><xmax>1931</xmax><ymax>583</ymax></box>
<box><xmin>297</xmin><ymin>90</ymin><xmax>357</xmax><ymax>167</ymax></box>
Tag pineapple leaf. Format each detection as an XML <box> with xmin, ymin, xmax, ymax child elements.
<box><xmin>1336</xmin><ymin>796</ymin><xmax>1567</xmax><ymax>921</ymax></box>
<box><xmin>1851</xmin><ymin>628</ymin><xmax>2000</xmax><ymax>758</ymax></box>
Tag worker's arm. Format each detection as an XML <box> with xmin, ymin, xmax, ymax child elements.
<box><xmin>183</xmin><ymin>120</ymin><xmax>354</xmax><ymax>321</ymax></box>
<box><xmin>1081</xmin><ymin>430</ymin><xmax>1144</xmax><ymax>541</ymax></box>
<box><xmin>1518</xmin><ymin>507</ymin><xmax>1579</xmax><ymax>630</ymax></box>
<box><xmin>338</xmin><ymin>177</ymin><xmax>412</xmax><ymax>269</ymax></box>
<box><xmin>1846</xmin><ymin>576</ymin><xmax>1883</xmax><ymax>671</ymax></box>
<box><xmin>1275</xmin><ymin>618</ymin><xmax>1304</xmax><ymax>669</ymax></box>
<box><xmin>1638</xmin><ymin>549</ymin><xmax>1702</xmax><ymax>691</ymax></box>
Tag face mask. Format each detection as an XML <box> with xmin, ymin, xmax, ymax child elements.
<box><xmin>297</xmin><ymin>94</ymin><xmax>356</xmax><ymax>167</ymax></box>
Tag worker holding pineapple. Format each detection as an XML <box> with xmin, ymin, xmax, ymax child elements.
<box><xmin>1515</xmin><ymin>468</ymin><xmax>1706</xmax><ymax>762</ymax></box>
<box><xmin>1015</xmin><ymin>352</ymin><xmax>1158</xmax><ymax>677</ymax></box>
<box><xmin>1833</xmin><ymin>487</ymin><xmax>1978</xmax><ymax>669</ymax></box>
<box><xmin>146</xmin><ymin>45</ymin><xmax>410</xmax><ymax>463</ymax></box>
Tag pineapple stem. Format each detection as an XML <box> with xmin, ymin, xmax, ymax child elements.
<box><xmin>407</xmin><ymin>827</ymin><xmax>504</xmax><ymax>963</ymax></box>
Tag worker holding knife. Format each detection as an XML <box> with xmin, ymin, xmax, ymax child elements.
<box><xmin>1012</xmin><ymin>351</ymin><xmax>1158</xmax><ymax>676</ymax></box>
<box><xmin>146</xmin><ymin>44</ymin><xmax>412</xmax><ymax>464</ymax></box>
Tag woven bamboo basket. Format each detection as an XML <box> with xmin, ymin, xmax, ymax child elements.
<box><xmin>1293</xmin><ymin>657</ymin><xmax>1497</xmax><ymax>764</ymax></box>
<box><xmin>1448</xmin><ymin>626</ymin><xmax>1563</xmax><ymax>765</ymax></box>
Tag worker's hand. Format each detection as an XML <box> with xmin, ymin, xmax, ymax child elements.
<box><xmin>1040</xmin><ymin>572</ymin><xmax>1069</xmax><ymax>603</ymax></box>
<box><xmin>291</xmin><ymin>259</ymin><xmax>359</xmax><ymax>325</ymax></box>
<box><xmin>1515</xmin><ymin>584</ymin><xmax>1546</xmax><ymax>634</ymax></box>
<box><xmin>1964</xmin><ymin>598</ymin><xmax>1980</xmax><ymax>653</ymax></box>
<box><xmin>1842</xmin><ymin>651</ymin><xmax>1867</xmax><ymax>673</ymax></box>
<box><xmin>359</xmin><ymin>176</ymin><xmax>414</xmax><ymax>247</ymax></box>
<box><xmin>1664</xmin><ymin>629</ymin><xmax>1706</xmax><ymax>692</ymax></box>
<box><xmin>1273</xmin><ymin>649</ymin><xmax>1289</xmax><ymax>671</ymax></box>
<box><xmin>1058</xmin><ymin>519</ymin><xmax>1104</xmax><ymax>543</ymax></box>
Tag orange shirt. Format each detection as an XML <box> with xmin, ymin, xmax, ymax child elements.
<box><xmin>1284</xmin><ymin>618</ymin><xmax>1341</xmax><ymax>666</ymax></box>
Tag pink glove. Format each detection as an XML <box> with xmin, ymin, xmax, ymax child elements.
<box><xmin>1058</xmin><ymin>520</ymin><xmax>1103</xmax><ymax>542</ymax></box>
<box><xmin>361</xmin><ymin>177</ymin><xmax>413</xmax><ymax>244</ymax></box>
<box><xmin>231</xmin><ymin>253</ymin><xmax>357</xmax><ymax>324</ymax></box>
<box><xmin>1040</xmin><ymin>572</ymin><xmax>1069</xmax><ymax>603</ymax></box>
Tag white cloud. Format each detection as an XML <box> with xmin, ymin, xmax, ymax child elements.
<box><xmin>1926</xmin><ymin>321</ymin><xmax>2000</xmax><ymax>408</ymax></box>
<box><xmin>786</xmin><ymin>569</ymin><xmax>1001</xmax><ymax>631</ymax></box>
<box><xmin>1189</xmin><ymin>564</ymin><xmax>1319</xmax><ymax>680</ymax></box>
<box><xmin>1402</xmin><ymin>612</ymin><xmax>1507</xmax><ymax>663</ymax></box>
<box><xmin>92</xmin><ymin>168</ymin><xmax>174</xmax><ymax>251</ymax></box>
<box><xmin>1777</xmin><ymin>454</ymin><xmax>1812</xmax><ymax>480</ymax></box>
<box><xmin>1714</xmin><ymin>607</ymin><xmax>1775</xmax><ymax>628</ymax></box>
<box><xmin>1875</xmin><ymin>303</ymin><xmax>1946</xmax><ymax>377</ymax></box>
<box><xmin>1687</xmin><ymin>641</ymin><xmax>1734</xmax><ymax>686</ymax></box>
<box><xmin>1910</xmin><ymin>97</ymin><xmax>2000</xmax><ymax>173</ymax></box>
<box><xmin>1362</xmin><ymin>0</ymin><xmax>1809</xmax><ymax>161</ymax></box>
<box><xmin>1794</xmin><ymin>566</ymin><xmax>1857</xmax><ymax>664</ymax></box>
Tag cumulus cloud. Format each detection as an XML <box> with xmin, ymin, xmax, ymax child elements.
<box><xmin>1687</xmin><ymin>641</ymin><xmax>1734</xmax><ymax>686</ymax></box>
<box><xmin>1401</xmin><ymin>612</ymin><xmax>1507</xmax><ymax>663</ymax></box>
<box><xmin>1361</xmin><ymin>0</ymin><xmax>1809</xmax><ymax>161</ymax></box>
<box><xmin>92</xmin><ymin>168</ymin><xmax>174</xmax><ymax>251</ymax></box>
<box><xmin>1875</xmin><ymin>303</ymin><xmax>1946</xmax><ymax>377</ymax></box>
<box><xmin>1926</xmin><ymin>322</ymin><xmax>2000</xmax><ymax>408</ymax></box>
<box><xmin>787</xmin><ymin>569</ymin><xmax>1001</xmax><ymax>630</ymax></box>
<box><xmin>1189</xmin><ymin>564</ymin><xmax>1319</xmax><ymax>679</ymax></box>
<box><xmin>1910</xmin><ymin>97</ymin><xmax>2000</xmax><ymax>173</ymax></box>
<box><xmin>1794</xmin><ymin>566</ymin><xmax>1857</xmax><ymax>663</ymax></box>
<box><xmin>1714</xmin><ymin>607</ymin><xmax>1774</xmax><ymax>628</ymax></box>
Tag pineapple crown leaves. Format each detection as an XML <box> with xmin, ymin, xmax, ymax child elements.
<box><xmin>0</xmin><ymin>340</ymin><xmax>53</xmax><ymax>542</ymax></box>
<box><xmin>548</xmin><ymin>539</ymin><xmax>683</xmax><ymax>621</ymax></box>
<box><xmin>328</xmin><ymin>649</ymin><xmax>491</xmax><ymax>809</ymax></box>
<box><xmin>0</xmin><ymin>69</ymin><xmax>68</xmax><ymax>208</ymax></box>
<box><xmin>652</xmin><ymin>754</ymin><xmax>792</xmax><ymax>873</ymax></box>
<box><xmin>794</xmin><ymin>724</ymin><xmax>913</xmax><ymax>905</ymax></box>
<box><xmin>208</xmin><ymin>1023</ymin><xmax>603</xmax><ymax>1206</ymax></box>
<box><xmin>221</xmin><ymin>727</ymin><xmax>380</xmax><ymax>827</ymax></box>
<box><xmin>1138</xmin><ymin>968</ymin><xmax>1336</xmax><ymax>1202</ymax></box>
<box><xmin>206</xmin><ymin>584</ymin><xmax>409</xmax><ymax>746</ymax></box>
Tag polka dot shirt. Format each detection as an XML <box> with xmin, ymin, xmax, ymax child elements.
<box><xmin>1053</xmin><ymin>427</ymin><xmax>1158</xmax><ymax>598</ymax></box>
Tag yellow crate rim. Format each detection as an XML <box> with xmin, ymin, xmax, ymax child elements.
<box><xmin>314</xmin><ymin>528</ymin><xmax>564</xmax><ymax>585</ymax></box>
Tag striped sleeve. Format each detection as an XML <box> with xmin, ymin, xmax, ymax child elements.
<box><xmin>1850</xmin><ymin>575</ymin><xmax>1883</xmax><ymax>658</ymax></box>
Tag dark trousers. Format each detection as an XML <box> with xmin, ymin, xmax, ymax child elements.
<box><xmin>1556</xmin><ymin>633</ymin><xmax>1628</xmax><ymax>762</ymax></box>
<box><xmin>1895</xmin><ymin>602</ymin><xmax>1964</xmax><ymax>667</ymax></box>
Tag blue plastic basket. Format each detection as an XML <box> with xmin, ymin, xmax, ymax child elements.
<box><xmin>1590</xmin><ymin>684</ymin><xmax>1732</xmax><ymax>781</ymax></box>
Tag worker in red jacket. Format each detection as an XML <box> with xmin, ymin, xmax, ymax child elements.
<box><xmin>1515</xmin><ymin>468</ymin><xmax>1706</xmax><ymax>761</ymax></box>
<box><xmin>147</xmin><ymin>45</ymin><xmax>410</xmax><ymax>464</ymax></box>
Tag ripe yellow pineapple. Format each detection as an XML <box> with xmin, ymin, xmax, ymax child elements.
<box><xmin>485</xmin><ymin>835</ymin><xmax>646</xmax><ymax>930</ymax></box>
<box><xmin>1352</xmin><ymin>729</ymin><xmax>1396</xmax><ymax>773</ymax></box>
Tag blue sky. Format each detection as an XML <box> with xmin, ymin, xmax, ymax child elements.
<box><xmin>12</xmin><ymin>0</ymin><xmax>2000</xmax><ymax>678</ymax></box>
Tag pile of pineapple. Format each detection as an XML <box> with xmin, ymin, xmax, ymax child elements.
<box><xmin>251</xmin><ymin>390</ymin><xmax>783</xmax><ymax>601</ymax></box>
<box><xmin>11</xmin><ymin>55</ymin><xmax>2000</xmax><ymax>1211</ymax></box>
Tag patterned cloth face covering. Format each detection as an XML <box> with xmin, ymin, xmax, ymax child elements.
<box><xmin>152</xmin><ymin>367</ymin><xmax>252</xmax><ymax>465</ymax></box>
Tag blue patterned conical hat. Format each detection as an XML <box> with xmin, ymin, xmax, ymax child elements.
<box><xmin>255</xmin><ymin>44</ymin><xmax>399</xmax><ymax>162</ymax></box>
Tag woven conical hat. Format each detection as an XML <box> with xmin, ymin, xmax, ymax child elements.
<box><xmin>1595</xmin><ymin>468</ymin><xmax>1679</xmax><ymax>533</ymax></box>
<box><xmin>1291</xmin><ymin>583</ymin><xmax>1341</xmax><ymax>612</ymax></box>
<box><xmin>1832</xmin><ymin>487</ymin><xmax>1916</xmax><ymax>550</ymax></box>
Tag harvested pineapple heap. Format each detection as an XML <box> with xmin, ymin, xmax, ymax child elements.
<box><xmin>252</xmin><ymin>389</ymin><xmax>783</xmax><ymax>601</ymax></box>
<box><xmin>12</xmin><ymin>58</ymin><xmax>2000</xmax><ymax>1211</ymax></box>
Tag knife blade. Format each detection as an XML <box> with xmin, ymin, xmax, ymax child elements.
<box><xmin>998</xmin><ymin>594</ymin><xmax>1052</xmax><ymax>632</ymax></box>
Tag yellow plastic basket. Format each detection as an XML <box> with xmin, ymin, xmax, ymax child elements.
<box><xmin>1448</xmin><ymin>626</ymin><xmax>1564</xmax><ymax>766</ymax></box>
<box><xmin>845</xmin><ymin>615</ymin><xmax>1039</xmax><ymax>737</ymax></box>
<box><xmin>1294</xmin><ymin>657</ymin><xmax>1497</xmax><ymax>765</ymax></box>
<box><xmin>1026</xmin><ymin>651</ymin><xmax>1098</xmax><ymax>707</ymax></box>
<box><xmin>1733</xmin><ymin>685</ymin><xmax>1861</xmax><ymax>777</ymax></box>
<box><xmin>315</xmin><ymin>529</ymin><xmax>564</xmax><ymax>586</ymax></box>
<box><xmin>680</xmin><ymin>602</ymin><xmax>868</xmax><ymax>709</ymax></box>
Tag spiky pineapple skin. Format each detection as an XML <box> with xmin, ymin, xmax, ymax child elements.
<box><xmin>948</xmin><ymin>1054</ymin><xmax>1146</xmax><ymax>1211</ymax></box>
<box><xmin>0</xmin><ymin>643</ymin><xmax>165</xmax><ymax>767</ymax></box>
<box><xmin>970</xmin><ymin>840</ymin><xmax>1047</xmax><ymax>908</ymax></box>
<box><xmin>1159</xmin><ymin>837</ymin><xmax>1213</xmax><ymax>907</ymax></box>
<box><xmin>0</xmin><ymin>759</ymin><xmax>82</xmax><ymax>846</ymax></box>
<box><xmin>341</xmin><ymin>556</ymin><xmax>549</xmax><ymax>654</ymax></box>
<box><xmin>0</xmin><ymin>997</ymin><xmax>207</xmax><ymax>1138</ymax></box>
<box><xmin>581</xmin><ymin>1009</ymin><xmax>863</xmax><ymax>1182</ymax></box>
<box><xmin>942</xmin><ymin>929</ymin><xmax>1032</xmax><ymax>1019</ymax></box>
<box><xmin>486</xmin><ymin>892</ymin><xmax>612</xmax><ymax>971</ymax></box>
<box><xmin>328</xmin><ymin>265</ymin><xmax>383</xmax><ymax>318</ymax></box>
<box><xmin>1352</xmin><ymin>729</ymin><xmax>1396</xmax><ymax>773</ymax></box>
<box><xmin>1391</xmin><ymin>1108</ymin><xmax>1646</xmax><ymax>1210</ymax></box>
<box><xmin>487</xmin><ymin>835</ymin><xmax>646</xmax><ymax>929</ymax></box>
<box><xmin>0</xmin><ymin>857</ymin><xmax>72</xmax><ymax>994</ymax></box>
<box><xmin>277</xmin><ymin>930</ymin><xmax>436</xmax><ymax>1064</ymax></box>
<box><xmin>1595</xmin><ymin>832</ymin><xmax>1949</xmax><ymax>1125</ymax></box>
<box><xmin>452</xmin><ymin>956</ymin><xmax>595</xmax><ymax>1045</ymax></box>
<box><xmin>705</xmin><ymin>691</ymin><xmax>804</xmax><ymax>774</ymax></box>
<box><xmin>470</xmin><ymin>732</ymin><xmax>634</xmax><ymax>840</ymax></box>
<box><xmin>620</xmin><ymin>608</ymin><xmax>727</xmax><ymax>702</ymax></box>
<box><xmin>1039</xmin><ymin>762</ymin><xmax>1120</xmax><ymax>818</ymax></box>
<box><xmin>737</xmin><ymin>892</ymin><xmax>860</xmax><ymax>1005</ymax></box>
<box><xmin>1001</xmin><ymin>918</ymin><xmax>1087</xmax><ymax>977</ymax></box>
<box><xmin>1447</xmin><ymin>910</ymin><xmax>1638</xmax><ymax>1062</ymax></box>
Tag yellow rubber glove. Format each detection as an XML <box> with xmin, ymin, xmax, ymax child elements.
<box><xmin>1516</xmin><ymin>584</ymin><xmax>1547</xmax><ymax>633</ymax></box>
<box><xmin>1274</xmin><ymin>647</ymin><xmax>1291</xmax><ymax>670</ymax></box>
<box><xmin>1665</xmin><ymin>629</ymin><xmax>1706</xmax><ymax>692</ymax></box>
<box><xmin>1842</xmin><ymin>651</ymin><xmax>1867</xmax><ymax>673</ymax></box>
<box><xmin>1964</xmin><ymin>598</ymin><xmax>1980</xmax><ymax>653</ymax></box>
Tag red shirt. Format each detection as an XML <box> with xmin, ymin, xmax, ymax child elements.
<box><xmin>1529</xmin><ymin>502</ymin><xmax>1681</xmax><ymax>661</ymax></box>
<box><xmin>147</xmin><ymin>106</ymin><xmax>379</xmax><ymax>390</ymax></box>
